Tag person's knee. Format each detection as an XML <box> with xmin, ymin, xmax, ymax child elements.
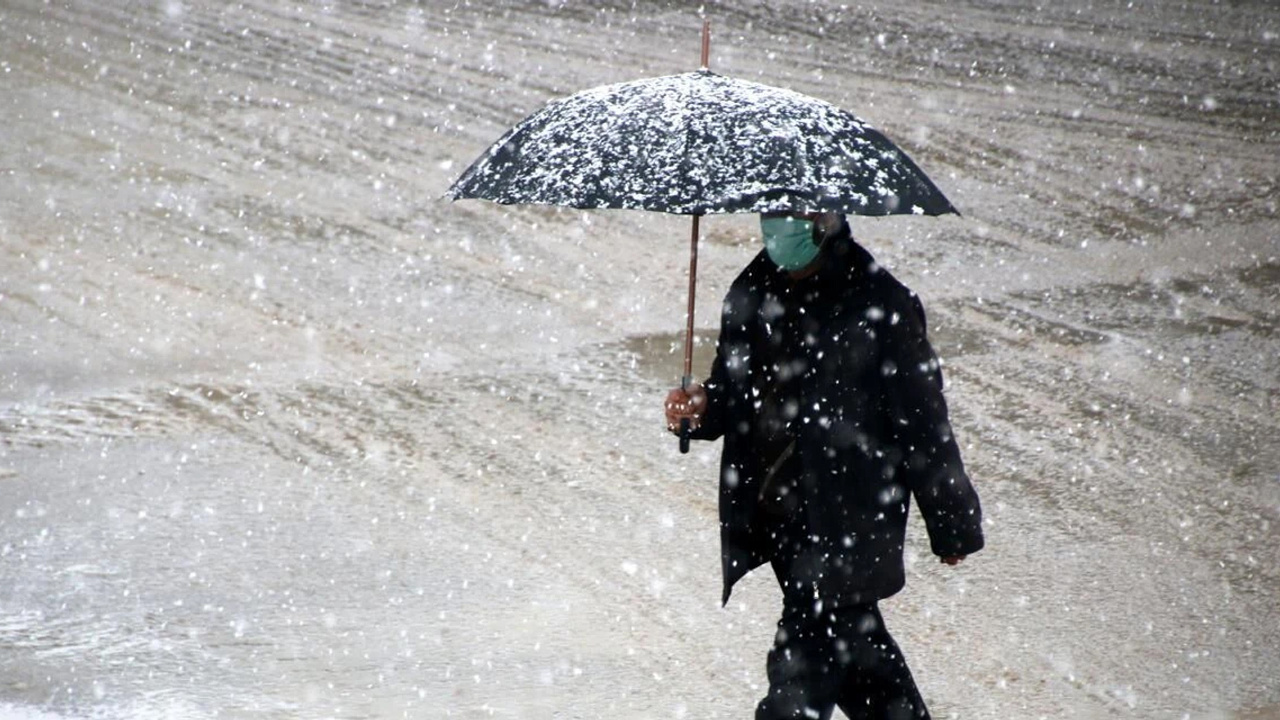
<box><xmin>886</xmin><ymin>695</ymin><xmax>927</xmax><ymax>720</ymax></box>
<box><xmin>766</xmin><ymin>643</ymin><xmax>818</xmax><ymax>687</ymax></box>
<box><xmin>760</xmin><ymin>641</ymin><xmax>838</xmax><ymax>719</ymax></box>
<box><xmin>757</xmin><ymin>688</ymin><xmax>831</xmax><ymax>720</ymax></box>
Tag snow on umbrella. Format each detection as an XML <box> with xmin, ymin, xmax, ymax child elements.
<box><xmin>446</xmin><ymin>23</ymin><xmax>957</xmax><ymax>452</ymax></box>
<box><xmin>446</xmin><ymin>69</ymin><xmax>956</xmax><ymax>217</ymax></box>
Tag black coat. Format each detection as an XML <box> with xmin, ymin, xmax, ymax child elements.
<box><xmin>691</xmin><ymin>225</ymin><xmax>984</xmax><ymax>605</ymax></box>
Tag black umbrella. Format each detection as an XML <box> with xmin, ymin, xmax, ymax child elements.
<box><xmin>447</xmin><ymin>71</ymin><xmax>955</xmax><ymax>217</ymax></box>
<box><xmin>447</xmin><ymin>23</ymin><xmax>957</xmax><ymax>451</ymax></box>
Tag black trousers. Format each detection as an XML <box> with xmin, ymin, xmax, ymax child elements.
<box><xmin>756</xmin><ymin>471</ymin><xmax>930</xmax><ymax>719</ymax></box>
<box><xmin>754</xmin><ymin>599</ymin><xmax>930</xmax><ymax>720</ymax></box>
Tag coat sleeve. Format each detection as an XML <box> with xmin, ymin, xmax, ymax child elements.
<box><xmin>689</xmin><ymin>340</ymin><xmax>729</xmax><ymax>442</ymax></box>
<box><xmin>689</xmin><ymin>280</ymin><xmax>758</xmax><ymax>443</ymax></box>
<box><xmin>883</xmin><ymin>293</ymin><xmax>985</xmax><ymax>558</ymax></box>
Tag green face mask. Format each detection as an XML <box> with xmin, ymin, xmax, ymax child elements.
<box><xmin>760</xmin><ymin>216</ymin><xmax>819</xmax><ymax>271</ymax></box>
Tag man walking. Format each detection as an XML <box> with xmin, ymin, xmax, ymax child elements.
<box><xmin>664</xmin><ymin>212</ymin><xmax>984</xmax><ymax>719</ymax></box>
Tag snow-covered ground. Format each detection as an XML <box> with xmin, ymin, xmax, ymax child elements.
<box><xmin>2</xmin><ymin>1</ymin><xmax>1277</xmax><ymax>718</ymax></box>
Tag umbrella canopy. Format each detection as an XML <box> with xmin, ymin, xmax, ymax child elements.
<box><xmin>446</xmin><ymin>69</ymin><xmax>957</xmax><ymax>217</ymax></box>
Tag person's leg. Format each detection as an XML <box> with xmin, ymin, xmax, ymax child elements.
<box><xmin>755</xmin><ymin>601</ymin><xmax>843</xmax><ymax>720</ymax></box>
<box><xmin>757</xmin><ymin>502</ymin><xmax>847</xmax><ymax>718</ymax></box>
<box><xmin>833</xmin><ymin>604</ymin><xmax>930</xmax><ymax>720</ymax></box>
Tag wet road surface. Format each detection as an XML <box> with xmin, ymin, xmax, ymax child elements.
<box><xmin>1</xmin><ymin>1</ymin><xmax>1278</xmax><ymax>718</ymax></box>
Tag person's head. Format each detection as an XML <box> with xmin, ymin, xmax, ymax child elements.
<box><xmin>759</xmin><ymin>210</ymin><xmax>845</xmax><ymax>276</ymax></box>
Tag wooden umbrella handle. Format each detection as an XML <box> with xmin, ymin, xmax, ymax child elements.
<box><xmin>680</xmin><ymin>214</ymin><xmax>701</xmax><ymax>455</ymax></box>
<box><xmin>681</xmin><ymin>21</ymin><xmax>709</xmax><ymax>455</ymax></box>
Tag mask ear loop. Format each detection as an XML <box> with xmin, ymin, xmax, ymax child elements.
<box><xmin>812</xmin><ymin>214</ymin><xmax>835</xmax><ymax>250</ymax></box>
<box><xmin>812</xmin><ymin>213</ymin><xmax>848</xmax><ymax>261</ymax></box>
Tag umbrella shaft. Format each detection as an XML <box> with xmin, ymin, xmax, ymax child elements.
<box><xmin>687</xmin><ymin>21</ymin><xmax>708</xmax><ymax>385</ymax></box>
<box><xmin>684</xmin><ymin>214</ymin><xmax>701</xmax><ymax>384</ymax></box>
<box><xmin>700</xmin><ymin>20</ymin><xmax>711</xmax><ymax>69</ymax></box>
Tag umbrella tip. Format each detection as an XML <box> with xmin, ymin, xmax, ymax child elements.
<box><xmin>700</xmin><ymin>19</ymin><xmax>711</xmax><ymax>70</ymax></box>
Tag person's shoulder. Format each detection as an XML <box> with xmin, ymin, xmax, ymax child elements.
<box><xmin>871</xmin><ymin>267</ymin><xmax>918</xmax><ymax>310</ymax></box>
<box><xmin>844</xmin><ymin>250</ymin><xmax>926</xmax><ymax>330</ymax></box>
<box><xmin>876</xmin><ymin>275</ymin><xmax>927</xmax><ymax>333</ymax></box>
<box><xmin>841</xmin><ymin>241</ymin><xmax>911</xmax><ymax>301</ymax></box>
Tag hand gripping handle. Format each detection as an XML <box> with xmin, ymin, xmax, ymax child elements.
<box><xmin>677</xmin><ymin>374</ymin><xmax>694</xmax><ymax>454</ymax></box>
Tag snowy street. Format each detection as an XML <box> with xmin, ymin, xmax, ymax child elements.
<box><xmin>1</xmin><ymin>2</ymin><xmax>1277</xmax><ymax>718</ymax></box>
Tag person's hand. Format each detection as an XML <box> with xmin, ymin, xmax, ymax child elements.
<box><xmin>664</xmin><ymin>384</ymin><xmax>706</xmax><ymax>434</ymax></box>
<box><xmin>940</xmin><ymin>555</ymin><xmax>966</xmax><ymax>566</ymax></box>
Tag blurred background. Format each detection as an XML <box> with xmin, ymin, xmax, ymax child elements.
<box><xmin>1</xmin><ymin>1</ymin><xmax>1277</xmax><ymax>718</ymax></box>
